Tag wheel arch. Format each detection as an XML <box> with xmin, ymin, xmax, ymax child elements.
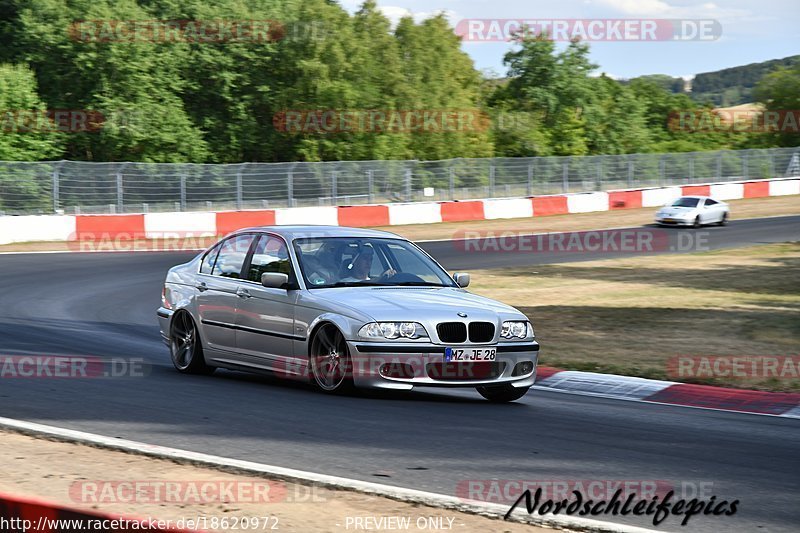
<box><xmin>306</xmin><ymin>313</ymin><xmax>357</xmax><ymax>351</ymax></box>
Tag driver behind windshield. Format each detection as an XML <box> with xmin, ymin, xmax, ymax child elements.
<box><xmin>340</xmin><ymin>248</ymin><xmax>396</xmax><ymax>282</ymax></box>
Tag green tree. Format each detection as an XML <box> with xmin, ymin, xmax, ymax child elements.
<box><xmin>754</xmin><ymin>64</ymin><xmax>800</xmax><ymax>147</ymax></box>
<box><xmin>10</xmin><ymin>0</ymin><xmax>207</xmax><ymax>162</ymax></box>
<box><xmin>394</xmin><ymin>14</ymin><xmax>494</xmax><ymax>161</ymax></box>
<box><xmin>0</xmin><ymin>63</ymin><xmax>63</xmax><ymax>211</ymax></box>
<box><xmin>0</xmin><ymin>63</ymin><xmax>63</xmax><ymax>160</ymax></box>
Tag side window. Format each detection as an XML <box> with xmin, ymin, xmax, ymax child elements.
<box><xmin>247</xmin><ymin>235</ymin><xmax>292</xmax><ymax>282</ymax></box>
<box><xmin>705</xmin><ymin>198</ymin><xmax>718</xmax><ymax>206</ymax></box>
<box><xmin>200</xmin><ymin>244</ymin><xmax>221</xmax><ymax>274</ymax></box>
<box><xmin>212</xmin><ymin>235</ymin><xmax>254</xmax><ymax>279</ymax></box>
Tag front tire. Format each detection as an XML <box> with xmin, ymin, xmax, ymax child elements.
<box><xmin>170</xmin><ymin>311</ymin><xmax>215</xmax><ymax>375</ymax></box>
<box><xmin>692</xmin><ymin>216</ymin><xmax>701</xmax><ymax>229</ymax></box>
<box><xmin>476</xmin><ymin>384</ymin><xmax>530</xmax><ymax>403</ymax></box>
<box><xmin>310</xmin><ymin>324</ymin><xmax>354</xmax><ymax>394</ymax></box>
<box><xmin>718</xmin><ymin>212</ymin><xmax>728</xmax><ymax>226</ymax></box>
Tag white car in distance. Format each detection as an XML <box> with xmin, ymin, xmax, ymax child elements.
<box><xmin>655</xmin><ymin>196</ymin><xmax>730</xmax><ymax>228</ymax></box>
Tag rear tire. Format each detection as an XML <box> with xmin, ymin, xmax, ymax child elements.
<box><xmin>310</xmin><ymin>324</ymin><xmax>354</xmax><ymax>394</ymax></box>
<box><xmin>170</xmin><ymin>311</ymin><xmax>215</xmax><ymax>375</ymax></box>
<box><xmin>476</xmin><ymin>384</ymin><xmax>530</xmax><ymax>403</ymax></box>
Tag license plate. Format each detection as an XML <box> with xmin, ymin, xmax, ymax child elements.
<box><xmin>662</xmin><ymin>218</ymin><xmax>675</xmax><ymax>223</ymax></box>
<box><xmin>445</xmin><ymin>347</ymin><xmax>497</xmax><ymax>362</ymax></box>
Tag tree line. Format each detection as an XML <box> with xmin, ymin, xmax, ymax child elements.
<box><xmin>0</xmin><ymin>0</ymin><xmax>797</xmax><ymax>164</ymax></box>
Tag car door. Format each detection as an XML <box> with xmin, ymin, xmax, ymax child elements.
<box><xmin>195</xmin><ymin>233</ymin><xmax>256</xmax><ymax>354</ymax></box>
<box><xmin>703</xmin><ymin>198</ymin><xmax>724</xmax><ymax>222</ymax></box>
<box><xmin>235</xmin><ymin>233</ymin><xmax>300</xmax><ymax>370</ymax></box>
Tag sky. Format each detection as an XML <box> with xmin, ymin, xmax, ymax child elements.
<box><xmin>339</xmin><ymin>0</ymin><xmax>800</xmax><ymax>80</ymax></box>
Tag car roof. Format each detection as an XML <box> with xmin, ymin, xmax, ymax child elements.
<box><xmin>230</xmin><ymin>225</ymin><xmax>403</xmax><ymax>241</ymax></box>
<box><xmin>677</xmin><ymin>195</ymin><xmax>713</xmax><ymax>200</ymax></box>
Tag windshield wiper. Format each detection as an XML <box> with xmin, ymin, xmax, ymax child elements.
<box><xmin>387</xmin><ymin>281</ymin><xmax>447</xmax><ymax>287</ymax></box>
<box><xmin>322</xmin><ymin>281</ymin><xmax>385</xmax><ymax>288</ymax></box>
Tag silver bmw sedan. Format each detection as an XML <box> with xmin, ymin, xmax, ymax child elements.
<box><xmin>157</xmin><ymin>226</ymin><xmax>539</xmax><ymax>402</ymax></box>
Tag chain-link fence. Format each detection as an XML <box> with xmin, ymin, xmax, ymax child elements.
<box><xmin>0</xmin><ymin>147</ymin><xmax>798</xmax><ymax>215</ymax></box>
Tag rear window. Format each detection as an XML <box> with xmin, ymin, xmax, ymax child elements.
<box><xmin>211</xmin><ymin>235</ymin><xmax>254</xmax><ymax>279</ymax></box>
<box><xmin>200</xmin><ymin>244</ymin><xmax>221</xmax><ymax>274</ymax></box>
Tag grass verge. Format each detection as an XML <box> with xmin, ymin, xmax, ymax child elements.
<box><xmin>469</xmin><ymin>242</ymin><xmax>800</xmax><ymax>392</ymax></box>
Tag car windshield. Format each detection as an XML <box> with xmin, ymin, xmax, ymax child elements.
<box><xmin>671</xmin><ymin>197</ymin><xmax>700</xmax><ymax>208</ymax></box>
<box><xmin>293</xmin><ymin>237</ymin><xmax>457</xmax><ymax>289</ymax></box>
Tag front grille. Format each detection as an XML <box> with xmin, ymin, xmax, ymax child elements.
<box><xmin>426</xmin><ymin>362</ymin><xmax>506</xmax><ymax>381</ymax></box>
<box><xmin>468</xmin><ymin>322</ymin><xmax>495</xmax><ymax>343</ymax></box>
<box><xmin>437</xmin><ymin>322</ymin><xmax>467</xmax><ymax>343</ymax></box>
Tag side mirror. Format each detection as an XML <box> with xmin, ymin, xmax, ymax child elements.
<box><xmin>453</xmin><ymin>272</ymin><xmax>470</xmax><ymax>288</ymax></box>
<box><xmin>262</xmin><ymin>272</ymin><xmax>289</xmax><ymax>289</ymax></box>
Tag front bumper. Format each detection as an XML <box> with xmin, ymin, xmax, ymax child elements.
<box><xmin>655</xmin><ymin>216</ymin><xmax>693</xmax><ymax>226</ymax></box>
<box><xmin>347</xmin><ymin>341</ymin><xmax>539</xmax><ymax>390</ymax></box>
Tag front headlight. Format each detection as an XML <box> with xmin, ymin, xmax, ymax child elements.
<box><xmin>359</xmin><ymin>322</ymin><xmax>429</xmax><ymax>340</ymax></box>
<box><xmin>501</xmin><ymin>320</ymin><xmax>533</xmax><ymax>339</ymax></box>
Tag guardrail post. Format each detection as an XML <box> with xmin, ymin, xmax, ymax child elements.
<box><xmin>527</xmin><ymin>162</ymin><xmax>533</xmax><ymax>196</ymax></box>
<box><xmin>595</xmin><ymin>158</ymin><xmax>602</xmax><ymax>191</ymax></box>
<box><xmin>769</xmin><ymin>150</ymin><xmax>775</xmax><ymax>177</ymax></box>
<box><xmin>449</xmin><ymin>167</ymin><xmax>455</xmax><ymax>200</ymax></box>
<box><xmin>180</xmin><ymin>174</ymin><xmax>187</xmax><ymax>211</ymax></box>
<box><xmin>116</xmin><ymin>165</ymin><xmax>124</xmax><ymax>213</ymax></box>
<box><xmin>52</xmin><ymin>162</ymin><xmax>61</xmax><ymax>213</ymax></box>
<box><xmin>562</xmin><ymin>158</ymin><xmax>569</xmax><ymax>193</ymax></box>
<box><xmin>366</xmin><ymin>170</ymin><xmax>374</xmax><ymax>204</ymax></box>
<box><xmin>331</xmin><ymin>171</ymin><xmax>338</xmax><ymax>206</ymax></box>
<box><xmin>236</xmin><ymin>163</ymin><xmax>246</xmax><ymax>210</ymax></box>
<box><xmin>404</xmin><ymin>167</ymin><xmax>412</xmax><ymax>201</ymax></box>
<box><xmin>488</xmin><ymin>164</ymin><xmax>495</xmax><ymax>197</ymax></box>
<box><xmin>627</xmin><ymin>158</ymin><xmax>634</xmax><ymax>188</ymax></box>
<box><xmin>288</xmin><ymin>170</ymin><xmax>294</xmax><ymax>207</ymax></box>
<box><xmin>659</xmin><ymin>157</ymin><xmax>665</xmax><ymax>187</ymax></box>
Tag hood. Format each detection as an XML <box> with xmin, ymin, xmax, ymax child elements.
<box><xmin>660</xmin><ymin>206</ymin><xmax>697</xmax><ymax>216</ymax></box>
<box><xmin>310</xmin><ymin>286</ymin><xmax>523</xmax><ymax>322</ymax></box>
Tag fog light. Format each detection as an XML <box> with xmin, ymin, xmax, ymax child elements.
<box><xmin>512</xmin><ymin>361</ymin><xmax>534</xmax><ymax>376</ymax></box>
<box><xmin>380</xmin><ymin>363</ymin><xmax>415</xmax><ymax>378</ymax></box>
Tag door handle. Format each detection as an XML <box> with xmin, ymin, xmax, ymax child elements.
<box><xmin>236</xmin><ymin>288</ymin><xmax>252</xmax><ymax>299</ymax></box>
<box><xmin>196</xmin><ymin>282</ymin><xmax>208</xmax><ymax>292</ymax></box>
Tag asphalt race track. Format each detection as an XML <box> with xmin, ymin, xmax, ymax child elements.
<box><xmin>421</xmin><ymin>214</ymin><xmax>800</xmax><ymax>269</ymax></box>
<box><xmin>1</xmin><ymin>215</ymin><xmax>799</xmax><ymax>532</ymax></box>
